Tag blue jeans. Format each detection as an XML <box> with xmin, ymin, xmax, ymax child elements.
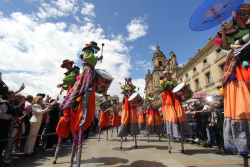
<box><xmin>42</xmin><ymin>123</ymin><xmax>50</xmax><ymax>145</ymax></box>
<box><xmin>205</xmin><ymin>124</ymin><xmax>210</xmax><ymax>143</ymax></box>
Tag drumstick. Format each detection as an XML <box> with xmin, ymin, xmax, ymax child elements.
<box><xmin>101</xmin><ymin>43</ymin><xmax>104</xmax><ymax>63</ymax></box>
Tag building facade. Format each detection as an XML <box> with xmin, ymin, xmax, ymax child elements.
<box><xmin>145</xmin><ymin>21</ymin><xmax>233</xmax><ymax>100</ymax></box>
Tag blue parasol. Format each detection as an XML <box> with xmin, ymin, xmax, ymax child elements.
<box><xmin>190</xmin><ymin>0</ymin><xmax>244</xmax><ymax>31</ymax></box>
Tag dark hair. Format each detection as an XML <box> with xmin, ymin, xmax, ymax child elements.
<box><xmin>2</xmin><ymin>90</ymin><xmax>14</xmax><ymax>100</ymax></box>
<box><xmin>26</xmin><ymin>95</ymin><xmax>33</xmax><ymax>101</ymax></box>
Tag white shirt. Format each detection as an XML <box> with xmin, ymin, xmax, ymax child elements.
<box><xmin>203</xmin><ymin>105</ymin><xmax>211</xmax><ymax>112</ymax></box>
<box><xmin>24</xmin><ymin>101</ymin><xmax>32</xmax><ymax>118</ymax></box>
<box><xmin>30</xmin><ymin>101</ymin><xmax>55</xmax><ymax>123</ymax></box>
<box><xmin>0</xmin><ymin>100</ymin><xmax>13</xmax><ymax>120</ymax></box>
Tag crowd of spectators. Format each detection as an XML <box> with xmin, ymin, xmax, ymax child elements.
<box><xmin>0</xmin><ymin>73</ymin><xmax>105</xmax><ymax>167</ymax></box>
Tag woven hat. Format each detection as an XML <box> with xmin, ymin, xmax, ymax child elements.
<box><xmin>61</xmin><ymin>59</ymin><xmax>74</xmax><ymax>68</ymax></box>
<box><xmin>82</xmin><ymin>41</ymin><xmax>100</xmax><ymax>52</ymax></box>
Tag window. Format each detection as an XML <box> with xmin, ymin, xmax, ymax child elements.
<box><xmin>195</xmin><ymin>79</ymin><xmax>200</xmax><ymax>89</ymax></box>
<box><xmin>186</xmin><ymin>84</ymin><xmax>190</xmax><ymax>89</ymax></box>
<box><xmin>159</xmin><ymin>61</ymin><xmax>163</xmax><ymax>66</ymax></box>
<box><xmin>206</xmin><ymin>72</ymin><xmax>212</xmax><ymax>84</ymax></box>
<box><xmin>186</xmin><ymin>74</ymin><xmax>188</xmax><ymax>78</ymax></box>
<box><xmin>217</xmin><ymin>49</ymin><xmax>221</xmax><ymax>53</ymax></box>
<box><xmin>193</xmin><ymin>67</ymin><xmax>196</xmax><ymax>72</ymax></box>
<box><xmin>203</xmin><ymin>59</ymin><xmax>207</xmax><ymax>64</ymax></box>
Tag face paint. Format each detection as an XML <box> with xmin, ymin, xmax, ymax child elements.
<box><xmin>93</xmin><ymin>45</ymin><xmax>98</xmax><ymax>54</ymax></box>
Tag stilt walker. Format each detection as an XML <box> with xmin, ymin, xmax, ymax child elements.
<box><xmin>117</xmin><ymin>77</ymin><xmax>140</xmax><ymax>149</ymax></box>
<box><xmin>111</xmin><ymin>100</ymin><xmax>121</xmax><ymax>137</ymax></box>
<box><xmin>159</xmin><ymin>69</ymin><xmax>192</xmax><ymax>153</ymax></box>
<box><xmin>54</xmin><ymin>60</ymin><xmax>80</xmax><ymax>164</ymax></box>
<box><xmin>55</xmin><ymin>41</ymin><xmax>104</xmax><ymax>167</ymax></box>
<box><xmin>145</xmin><ymin>91</ymin><xmax>164</xmax><ymax>142</ymax></box>
<box><xmin>98</xmin><ymin>94</ymin><xmax>112</xmax><ymax>141</ymax></box>
<box><xmin>214</xmin><ymin>4</ymin><xmax>250</xmax><ymax>167</ymax></box>
<box><xmin>138</xmin><ymin>107</ymin><xmax>146</xmax><ymax>137</ymax></box>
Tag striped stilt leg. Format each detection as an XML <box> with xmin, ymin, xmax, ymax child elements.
<box><xmin>53</xmin><ymin>137</ymin><xmax>63</xmax><ymax>164</ymax></box>
<box><xmin>98</xmin><ymin>128</ymin><xmax>101</xmax><ymax>141</ymax></box>
<box><xmin>76</xmin><ymin>129</ymin><xmax>84</xmax><ymax>167</ymax></box>
<box><xmin>70</xmin><ymin>130</ymin><xmax>79</xmax><ymax>167</ymax></box>
<box><xmin>106</xmin><ymin>128</ymin><xmax>108</xmax><ymax>140</ymax></box>
<box><xmin>111</xmin><ymin>126</ymin><xmax>113</xmax><ymax>137</ymax></box>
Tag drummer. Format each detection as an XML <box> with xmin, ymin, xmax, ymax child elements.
<box><xmin>54</xmin><ymin>41</ymin><xmax>103</xmax><ymax>166</ymax></box>
<box><xmin>159</xmin><ymin>69</ymin><xmax>192</xmax><ymax>139</ymax></box>
<box><xmin>99</xmin><ymin>94</ymin><xmax>111</xmax><ymax>132</ymax></box>
<box><xmin>117</xmin><ymin>77</ymin><xmax>140</xmax><ymax>137</ymax></box>
<box><xmin>145</xmin><ymin>91</ymin><xmax>164</xmax><ymax>137</ymax></box>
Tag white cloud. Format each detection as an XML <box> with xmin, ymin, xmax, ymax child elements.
<box><xmin>37</xmin><ymin>3</ymin><xmax>69</xmax><ymax>19</ymax></box>
<box><xmin>115</xmin><ymin>12</ymin><xmax>118</xmax><ymax>16</ymax></box>
<box><xmin>81</xmin><ymin>2</ymin><xmax>96</xmax><ymax>17</ymax></box>
<box><xmin>135</xmin><ymin>59</ymin><xmax>152</xmax><ymax>72</ymax></box>
<box><xmin>0</xmin><ymin>8</ymin><xmax>145</xmax><ymax>101</ymax></box>
<box><xmin>84</xmin><ymin>17</ymin><xmax>93</xmax><ymax>22</ymax></box>
<box><xmin>149</xmin><ymin>44</ymin><xmax>156</xmax><ymax>51</ymax></box>
<box><xmin>74</xmin><ymin>16</ymin><xmax>81</xmax><ymax>23</ymax></box>
<box><xmin>52</xmin><ymin>0</ymin><xmax>78</xmax><ymax>13</ymax></box>
<box><xmin>126</xmin><ymin>16</ymin><xmax>148</xmax><ymax>41</ymax></box>
<box><xmin>0</xmin><ymin>10</ymin><xmax>3</xmax><ymax>16</ymax></box>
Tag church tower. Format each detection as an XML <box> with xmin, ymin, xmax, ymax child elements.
<box><xmin>145</xmin><ymin>68</ymin><xmax>153</xmax><ymax>98</ymax></box>
<box><xmin>151</xmin><ymin>43</ymin><xmax>166</xmax><ymax>97</ymax></box>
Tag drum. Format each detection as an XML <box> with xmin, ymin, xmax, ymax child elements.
<box><xmin>150</xmin><ymin>98</ymin><xmax>162</xmax><ymax>110</ymax></box>
<box><xmin>95</xmin><ymin>69</ymin><xmax>113</xmax><ymax>94</ymax></box>
<box><xmin>172</xmin><ymin>83</ymin><xmax>193</xmax><ymax>102</ymax></box>
<box><xmin>128</xmin><ymin>92</ymin><xmax>143</xmax><ymax>108</ymax></box>
<box><xmin>100</xmin><ymin>100</ymin><xmax>112</xmax><ymax>111</ymax></box>
<box><xmin>138</xmin><ymin>103</ymin><xmax>148</xmax><ymax>114</ymax></box>
<box><xmin>113</xmin><ymin>103</ymin><xmax>122</xmax><ymax>113</ymax></box>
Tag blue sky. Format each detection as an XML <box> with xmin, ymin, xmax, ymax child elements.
<box><xmin>0</xmin><ymin>0</ymin><xmax>248</xmax><ymax>99</ymax></box>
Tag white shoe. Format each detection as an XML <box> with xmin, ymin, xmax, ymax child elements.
<box><xmin>194</xmin><ymin>138</ymin><xmax>199</xmax><ymax>143</ymax></box>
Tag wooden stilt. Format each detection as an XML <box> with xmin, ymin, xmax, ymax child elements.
<box><xmin>168</xmin><ymin>135</ymin><xmax>171</xmax><ymax>153</ymax></box>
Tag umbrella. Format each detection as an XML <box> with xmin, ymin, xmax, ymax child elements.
<box><xmin>189</xmin><ymin>0</ymin><xmax>243</xmax><ymax>31</ymax></box>
<box><xmin>192</xmin><ymin>93</ymin><xmax>209</xmax><ymax>99</ymax></box>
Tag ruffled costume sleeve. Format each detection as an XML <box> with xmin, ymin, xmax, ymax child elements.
<box><xmin>84</xmin><ymin>49</ymin><xmax>98</xmax><ymax>66</ymax></box>
<box><xmin>62</xmin><ymin>67</ymin><xmax>80</xmax><ymax>90</ymax></box>
<box><xmin>159</xmin><ymin>80</ymin><xmax>177</xmax><ymax>89</ymax></box>
<box><xmin>121</xmin><ymin>86</ymin><xmax>135</xmax><ymax>94</ymax></box>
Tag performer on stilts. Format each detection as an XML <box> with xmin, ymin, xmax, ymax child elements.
<box><xmin>145</xmin><ymin>91</ymin><xmax>164</xmax><ymax>142</ymax></box>
<box><xmin>111</xmin><ymin>99</ymin><xmax>120</xmax><ymax>137</ymax></box>
<box><xmin>117</xmin><ymin>77</ymin><xmax>140</xmax><ymax>149</ymax></box>
<box><xmin>159</xmin><ymin>69</ymin><xmax>192</xmax><ymax>153</ymax></box>
<box><xmin>98</xmin><ymin>94</ymin><xmax>111</xmax><ymax>141</ymax></box>
<box><xmin>138</xmin><ymin>106</ymin><xmax>146</xmax><ymax>136</ymax></box>
<box><xmin>53</xmin><ymin>59</ymin><xmax>80</xmax><ymax>164</ymax></box>
<box><xmin>54</xmin><ymin>41</ymin><xmax>103</xmax><ymax>167</ymax></box>
<box><xmin>214</xmin><ymin>4</ymin><xmax>250</xmax><ymax>166</ymax></box>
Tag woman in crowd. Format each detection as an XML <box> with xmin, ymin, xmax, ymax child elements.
<box><xmin>24</xmin><ymin>96</ymin><xmax>58</xmax><ymax>157</ymax></box>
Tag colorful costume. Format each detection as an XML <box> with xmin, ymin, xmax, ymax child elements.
<box><xmin>138</xmin><ymin>112</ymin><xmax>146</xmax><ymax>131</ymax></box>
<box><xmin>54</xmin><ymin>42</ymin><xmax>101</xmax><ymax>167</ymax></box>
<box><xmin>216</xmin><ymin>4</ymin><xmax>250</xmax><ymax>155</ymax></box>
<box><xmin>159</xmin><ymin>70</ymin><xmax>192</xmax><ymax>139</ymax></box>
<box><xmin>145</xmin><ymin>95</ymin><xmax>164</xmax><ymax>135</ymax></box>
<box><xmin>117</xmin><ymin>80</ymin><xmax>140</xmax><ymax>137</ymax></box>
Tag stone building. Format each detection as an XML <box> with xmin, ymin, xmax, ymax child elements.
<box><xmin>95</xmin><ymin>94</ymin><xmax>119</xmax><ymax>112</ymax></box>
<box><xmin>145</xmin><ymin>20</ymin><xmax>233</xmax><ymax>100</ymax></box>
<box><xmin>145</xmin><ymin>43</ymin><xmax>181</xmax><ymax>98</ymax></box>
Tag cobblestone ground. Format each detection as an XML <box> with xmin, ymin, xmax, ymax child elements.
<box><xmin>10</xmin><ymin>129</ymin><xmax>249</xmax><ymax>167</ymax></box>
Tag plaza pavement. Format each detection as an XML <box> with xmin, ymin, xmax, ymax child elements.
<box><xmin>10</xmin><ymin>129</ymin><xmax>248</xmax><ymax>167</ymax></box>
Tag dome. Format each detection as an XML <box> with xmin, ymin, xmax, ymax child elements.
<box><xmin>153</xmin><ymin>44</ymin><xmax>165</xmax><ymax>58</ymax></box>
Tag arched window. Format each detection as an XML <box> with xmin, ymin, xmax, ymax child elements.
<box><xmin>159</xmin><ymin>61</ymin><xmax>163</xmax><ymax>66</ymax></box>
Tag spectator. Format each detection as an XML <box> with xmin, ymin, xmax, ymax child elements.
<box><xmin>34</xmin><ymin>93</ymin><xmax>47</xmax><ymax>149</ymax></box>
<box><xmin>0</xmin><ymin>72</ymin><xmax>8</xmax><ymax>101</ymax></box>
<box><xmin>0</xmin><ymin>90</ymin><xmax>19</xmax><ymax>166</ymax></box>
<box><xmin>23</xmin><ymin>96</ymin><xmax>57</xmax><ymax>157</ymax></box>
<box><xmin>44</xmin><ymin>99</ymin><xmax>61</xmax><ymax>151</ymax></box>
<box><xmin>20</xmin><ymin>95</ymin><xmax>34</xmax><ymax>151</ymax></box>
<box><xmin>193</xmin><ymin>100</ymin><xmax>212</xmax><ymax>147</ymax></box>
